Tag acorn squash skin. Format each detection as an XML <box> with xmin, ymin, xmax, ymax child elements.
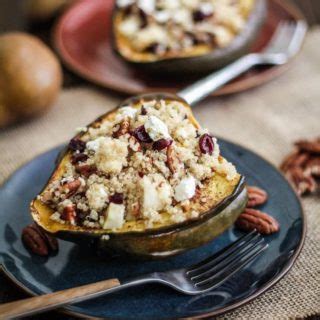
<box><xmin>30</xmin><ymin>93</ymin><xmax>248</xmax><ymax>259</ymax></box>
<box><xmin>112</xmin><ymin>0</ymin><xmax>266</xmax><ymax>75</ymax></box>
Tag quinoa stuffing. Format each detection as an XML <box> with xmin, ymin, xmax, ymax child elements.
<box><xmin>39</xmin><ymin>99</ymin><xmax>238</xmax><ymax>231</ymax></box>
<box><xmin>115</xmin><ymin>0</ymin><xmax>255</xmax><ymax>58</ymax></box>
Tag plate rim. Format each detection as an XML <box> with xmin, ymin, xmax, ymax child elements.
<box><xmin>0</xmin><ymin>140</ymin><xmax>306</xmax><ymax>320</ymax></box>
<box><xmin>52</xmin><ymin>0</ymin><xmax>305</xmax><ymax>97</ymax></box>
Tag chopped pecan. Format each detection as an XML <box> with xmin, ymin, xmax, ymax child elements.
<box><xmin>71</xmin><ymin>153</ymin><xmax>88</xmax><ymax>164</ymax></box>
<box><xmin>247</xmin><ymin>186</ymin><xmax>268</xmax><ymax>207</ymax></box>
<box><xmin>112</xmin><ymin>119</ymin><xmax>130</xmax><ymax>138</ymax></box>
<box><xmin>166</xmin><ymin>144</ymin><xmax>180</xmax><ymax>174</ymax></box>
<box><xmin>130</xmin><ymin>202</ymin><xmax>141</xmax><ymax>218</ymax></box>
<box><xmin>235</xmin><ymin>208</ymin><xmax>279</xmax><ymax>235</ymax></box>
<box><xmin>295</xmin><ymin>139</ymin><xmax>320</xmax><ymax>154</ymax></box>
<box><xmin>128</xmin><ymin>135</ymin><xmax>142</xmax><ymax>152</ymax></box>
<box><xmin>22</xmin><ymin>223</ymin><xmax>58</xmax><ymax>256</ymax></box>
<box><xmin>61</xmin><ymin>179</ymin><xmax>81</xmax><ymax>196</ymax></box>
<box><xmin>285</xmin><ymin>166</ymin><xmax>317</xmax><ymax>195</ymax></box>
<box><xmin>61</xmin><ymin>205</ymin><xmax>76</xmax><ymax>224</ymax></box>
<box><xmin>75</xmin><ymin>164</ymin><xmax>97</xmax><ymax>177</ymax></box>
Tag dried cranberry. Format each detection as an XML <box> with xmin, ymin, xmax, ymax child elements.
<box><xmin>139</xmin><ymin>9</ymin><xmax>148</xmax><ymax>28</ymax></box>
<box><xmin>192</xmin><ymin>9</ymin><xmax>213</xmax><ymax>22</ymax></box>
<box><xmin>133</xmin><ymin>126</ymin><xmax>152</xmax><ymax>143</ymax></box>
<box><xmin>153</xmin><ymin>139</ymin><xmax>172</xmax><ymax>151</ymax></box>
<box><xmin>69</xmin><ymin>138</ymin><xmax>86</xmax><ymax>152</ymax></box>
<box><xmin>71</xmin><ymin>153</ymin><xmax>88</xmax><ymax>164</ymax></box>
<box><xmin>199</xmin><ymin>134</ymin><xmax>214</xmax><ymax>155</ymax></box>
<box><xmin>141</xmin><ymin>106</ymin><xmax>147</xmax><ymax>115</ymax></box>
<box><xmin>109</xmin><ymin>193</ymin><xmax>124</xmax><ymax>204</ymax></box>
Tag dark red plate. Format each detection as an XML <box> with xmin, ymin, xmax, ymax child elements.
<box><xmin>54</xmin><ymin>0</ymin><xmax>305</xmax><ymax>96</ymax></box>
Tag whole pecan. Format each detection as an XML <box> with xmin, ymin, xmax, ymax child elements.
<box><xmin>112</xmin><ymin>119</ymin><xmax>130</xmax><ymax>138</ymax></box>
<box><xmin>247</xmin><ymin>186</ymin><xmax>268</xmax><ymax>207</ymax></box>
<box><xmin>22</xmin><ymin>223</ymin><xmax>58</xmax><ymax>256</ymax></box>
<box><xmin>235</xmin><ymin>208</ymin><xmax>279</xmax><ymax>235</ymax></box>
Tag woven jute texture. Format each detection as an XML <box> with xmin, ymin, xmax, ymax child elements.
<box><xmin>1</xmin><ymin>28</ymin><xmax>320</xmax><ymax>319</ymax></box>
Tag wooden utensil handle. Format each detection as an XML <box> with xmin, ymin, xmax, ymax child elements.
<box><xmin>0</xmin><ymin>278</ymin><xmax>120</xmax><ymax>319</ymax></box>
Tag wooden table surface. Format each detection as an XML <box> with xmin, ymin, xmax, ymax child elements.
<box><xmin>0</xmin><ymin>1</ymin><xmax>319</xmax><ymax>319</ymax></box>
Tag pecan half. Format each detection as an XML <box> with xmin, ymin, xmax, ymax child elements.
<box><xmin>22</xmin><ymin>223</ymin><xmax>58</xmax><ymax>256</ymax></box>
<box><xmin>112</xmin><ymin>119</ymin><xmax>130</xmax><ymax>138</ymax></box>
<box><xmin>305</xmin><ymin>157</ymin><xmax>320</xmax><ymax>177</ymax></box>
<box><xmin>235</xmin><ymin>208</ymin><xmax>279</xmax><ymax>235</ymax></box>
<box><xmin>295</xmin><ymin>139</ymin><xmax>320</xmax><ymax>154</ymax></box>
<box><xmin>285</xmin><ymin>166</ymin><xmax>317</xmax><ymax>195</ymax></box>
<box><xmin>247</xmin><ymin>186</ymin><xmax>268</xmax><ymax>207</ymax></box>
<box><xmin>280</xmin><ymin>151</ymin><xmax>309</xmax><ymax>172</ymax></box>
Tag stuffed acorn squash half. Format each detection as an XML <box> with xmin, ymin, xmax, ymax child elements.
<box><xmin>31</xmin><ymin>94</ymin><xmax>247</xmax><ymax>259</ymax></box>
<box><xmin>113</xmin><ymin>0</ymin><xmax>266</xmax><ymax>74</ymax></box>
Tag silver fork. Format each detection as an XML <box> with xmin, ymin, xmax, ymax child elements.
<box><xmin>0</xmin><ymin>230</ymin><xmax>267</xmax><ymax>318</ymax></box>
<box><xmin>178</xmin><ymin>21</ymin><xmax>308</xmax><ymax>106</ymax></box>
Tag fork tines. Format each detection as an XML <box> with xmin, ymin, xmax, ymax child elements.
<box><xmin>186</xmin><ymin>230</ymin><xmax>268</xmax><ymax>290</ymax></box>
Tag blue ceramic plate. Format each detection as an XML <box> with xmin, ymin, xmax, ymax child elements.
<box><xmin>0</xmin><ymin>140</ymin><xmax>305</xmax><ymax>319</ymax></box>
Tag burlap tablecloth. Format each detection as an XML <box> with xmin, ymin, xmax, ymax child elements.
<box><xmin>1</xmin><ymin>27</ymin><xmax>320</xmax><ymax>319</ymax></box>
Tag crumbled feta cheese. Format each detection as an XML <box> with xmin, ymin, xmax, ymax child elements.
<box><xmin>214</xmin><ymin>27</ymin><xmax>233</xmax><ymax>47</ymax></box>
<box><xmin>119</xmin><ymin>16</ymin><xmax>140</xmax><ymax>37</ymax></box>
<box><xmin>119</xmin><ymin>106</ymin><xmax>137</xmax><ymax>118</ymax></box>
<box><xmin>137</xmin><ymin>0</ymin><xmax>155</xmax><ymax>13</ymax></box>
<box><xmin>172</xmin><ymin>8</ymin><xmax>192</xmax><ymax>27</ymax></box>
<box><xmin>94</xmin><ymin>137</ymin><xmax>128</xmax><ymax>174</ymax></box>
<box><xmin>160</xmin><ymin>0</ymin><xmax>180</xmax><ymax>9</ymax></box>
<box><xmin>144</xmin><ymin>115</ymin><xmax>171</xmax><ymax>141</ymax></box>
<box><xmin>140</xmin><ymin>174</ymin><xmax>172</xmax><ymax>215</ymax></box>
<box><xmin>86</xmin><ymin>137</ymin><xmax>105</xmax><ymax>152</ymax></box>
<box><xmin>86</xmin><ymin>183</ymin><xmax>108</xmax><ymax>211</ymax></box>
<box><xmin>103</xmin><ymin>203</ymin><xmax>125</xmax><ymax>229</ymax></box>
<box><xmin>154</xmin><ymin>10</ymin><xmax>171</xmax><ymax>23</ymax></box>
<box><xmin>89</xmin><ymin>210</ymin><xmax>99</xmax><ymax>221</ymax></box>
<box><xmin>199</xmin><ymin>2</ymin><xmax>213</xmax><ymax>15</ymax></box>
<box><xmin>133</xmin><ymin>25</ymin><xmax>168</xmax><ymax>50</ymax></box>
<box><xmin>75</xmin><ymin>126</ymin><xmax>87</xmax><ymax>133</ymax></box>
<box><xmin>117</xmin><ymin>0</ymin><xmax>134</xmax><ymax>8</ymax></box>
<box><xmin>174</xmin><ymin>176</ymin><xmax>196</xmax><ymax>202</ymax></box>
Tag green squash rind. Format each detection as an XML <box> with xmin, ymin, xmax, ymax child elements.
<box><xmin>112</xmin><ymin>0</ymin><xmax>267</xmax><ymax>75</ymax></box>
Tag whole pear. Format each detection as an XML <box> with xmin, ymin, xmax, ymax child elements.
<box><xmin>0</xmin><ymin>32</ymin><xmax>62</xmax><ymax>127</ymax></box>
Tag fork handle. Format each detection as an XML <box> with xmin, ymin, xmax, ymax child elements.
<box><xmin>0</xmin><ymin>278</ymin><xmax>121</xmax><ymax>319</ymax></box>
<box><xmin>178</xmin><ymin>53</ymin><xmax>260</xmax><ymax>106</ymax></box>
